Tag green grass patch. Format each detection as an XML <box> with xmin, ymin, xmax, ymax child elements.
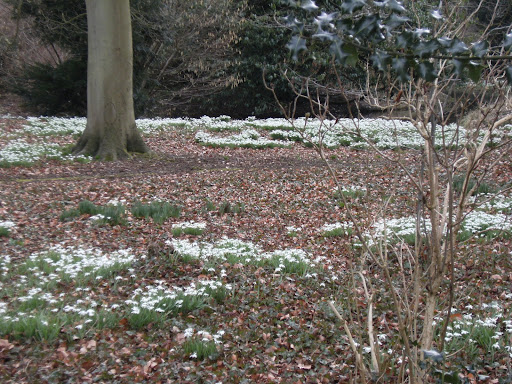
<box><xmin>59</xmin><ymin>200</ymin><xmax>127</xmax><ymax>226</ymax></box>
<box><xmin>333</xmin><ymin>187</ymin><xmax>366</xmax><ymax>200</ymax></box>
<box><xmin>0</xmin><ymin>227</ymin><xmax>10</xmax><ymax>237</ymax></box>
<box><xmin>0</xmin><ymin>311</ymin><xmax>66</xmax><ymax>342</ymax></box>
<box><xmin>98</xmin><ymin>204</ymin><xmax>126</xmax><ymax>226</ymax></box>
<box><xmin>172</xmin><ymin>227</ymin><xmax>205</xmax><ymax>236</ymax></box>
<box><xmin>453</xmin><ymin>175</ymin><xmax>496</xmax><ymax>196</ymax></box>
<box><xmin>59</xmin><ymin>208</ymin><xmax>81</xmax><ymax>222</ymax></box>
<box><xmin>131</xmin><ymin>200</ymin><xmax>181</xmax><ymax>223</ymax></box>
<box><xmin>218</xmin><ymin>201</ymin><xmax>245</xmax><ymax>215</ymax></box>
<box><xmin>78</xmin><ymin>200</ymin><xmax>101</xmax><ymax>215</ymax></box>
<box><xmin>269</xmin><ymin>130</ymin><xmax>303</xmax><ymax>142</ymax></box>
<box><xmin>127</xmin><ymin>308</ymin><xmax>167</xmax><ymax>330</ymax></box>
<box><xmin>249</xmin><ymin>124</ymin><xmax>294</xmax><ymax>131</ymax></box>
<box><xmin>0</xmin><ymin>244</ymin><xmax>136</xmax><ymax>342</ymax></box>
<box><xmin>204</xmin><ymin>199</ymin><xmax>217</xmax><ymax>212</ymax></box>
<box><xmin>320</xmin><ymin>222</ymin><xmax>353</xmax><ymax>238</ymax></box>
<box><xmin>183</xmin><ymin>338</ymin><xmax>218</xmax><ymax>360</ymax></box>
<box><xmin>322</xmin><ymin>227</ymin><xmax>353</xmax><ymax>237</ymax></box>
<box><xmin>170</xmin><ymin>238</ymin><xmax>320</xmax><ymax>277</ymax></box>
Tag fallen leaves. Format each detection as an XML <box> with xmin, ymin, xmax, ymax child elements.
<box><xmin>79</xmin><ymin>340</ymin><xmax>97</xmax><ymax>354</ymax></box>
<box><xmin>0</xmin><ymin>339</ymin><xmax>13</xmax><ymax>353</ymax></box>
<box><xmin>1</xmin><ymin>116</ymin><xmax>512</xmax><ymax>383</ymax></box>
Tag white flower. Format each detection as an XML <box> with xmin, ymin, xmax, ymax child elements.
<box><xmin>184</xmin><ymin>327</ymin><xmax>195</xmax><ymax>338</ymax></box>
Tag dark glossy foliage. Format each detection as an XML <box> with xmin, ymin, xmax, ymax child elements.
<box><xmin>205</xmin><ymin>0</ymin><xmax>367</xmax><ymax>118</ymax></box>
<box><xmin>285</xmin><ymin>0</ymin><xmax>512</xmax><ymax>84</ymax></box>
<box><xmin>15</xmin><ymin>59</ymin><xmax>87</xmax><ymax>116</ymax></box>
<box><xmin>8</xmin><ymin>0</ymin><xmax>165</xmax><ymax>115</ymax></box>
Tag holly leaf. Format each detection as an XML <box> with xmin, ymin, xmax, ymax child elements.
<box><xmin>387</xmin><ymin>0</ymin><xmax>406</xmax><ymax>13</ymax></box>
<box><xmin>343</xmin><ymin>44</ymin><xmax>359</xmax><ymax>66</ymax></box>
<box><xmin>287</xmin><ymin>35</ymin><xmax>307</xmax><ymax>61</ymax></box>
<box><xmin>452</xmin><ymin>59</ymin><xmax>466</xmax><ymax>77</ymax></box>
<box><xmin>446</xmin><ymin>38</ymin><xmax>469</xmax><ymax>55</ymax></box>
<box><xmin>418</xmin><ymin>61</ymin><xmax>437</xmax><ymax>82</ymax></box>
<box><xmin>505</xmin><ymin>66</ymin><xmax>512</xmax><ymax>85</ymax></box>
<box><xmin>313</xmin><ymin>27</ymin><xmax>335</xmax><ymax>41</ymax></box>
<box><xmin>355</xmin><ymin>15</ymin><xmax>379</xmax><ymax>38</ymax></box>
<box><xmin>335</xmin><ymin>18</ymin><xmax>354</xmax><ymax>35</ymax></box>
<box><xmin>433</xmin><ymin>369</ymin><xmax>461</xmax><ymax>384</ymax></box>
<box><xmin>283</xmin><ymin>16</ymin><xmax>305</xmax><ymax>33</ymax></box>
<box><xmin>466</xmin><ymin>61</ymin><xmax>483</xmax><ymax>82</ymax></box>
<box><xmin>415</xmin><ymin>39</ymin><xmax>440</xmax><ymax>58</ymax></box>
<box><xmin>371</xmin><ymin>50</ymin><xmax>391</xmax><ymax>71</ymax></box>
<box><xmin>431</xmin><ymin>9</ymin><xmax>443</xmax><ymax>20</ymax></box>
<box><xmin>392</xmin><ymin>57</ymin><xmax>410</xmax><ymax>82</ymax></box>
<box><xmin>423</xmin><ymin>349</ymin><xmax>444</xmax><ymax>362</ymax></box>
<box><xmin>504</xmin><ymin>33</ymin><xmax>512</xmax><ymax>50</ymax></box>
<box><xmin>374</xmin><ymin>0</ymin><xmax>405</xmax><ymax>12</ymax></box>
<box><xmin>341</xmin><ymin>0</ymin><xmax>366</xmax><ymax>14</ymax></box>
<box><xmin>329</xmin><ymin>40</ymin><xmax>345</xmax><ymax>62</ymax></box>
<box><xmin>384</xmin><ymin>13</ymin><xmax>410</xmax><ymax>30</ymax></box>
<box><xmin>438</xmin><ymin>36</ymin><xmax>453</xmax><ymax>48</ymax></box>
<box><xmin>470</xmin><ymin>41</ymin><xmax>488</xmax><ymax>58</ymax></box>
<box><xmin>301</xmin><ymin>0</ymin><xmax>318</xmax><ymax>11</ymax></box>
<box><xmin>396</xmin><ymin>31</ymin><xmax>416</xmax><ymax>49</ymax></box>
<box><xmin>314</xmin><ymin>11</ymin><xmax>336</xmax><ymax>26</ymax></box>
<box><xmin>330</xmin><ymin>41</ymin><xmax>358</xmax><ymax>66</ymax></box>
<box><xmin>413</xmin><ymin>28</ymin><xmax>430</xmax><ymax>39</ymax></box>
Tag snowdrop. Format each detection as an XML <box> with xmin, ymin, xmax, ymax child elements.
<box><xmin>106</xmin><ymin>198</ymin><xmax>126</xmax><ymax>206</ymax></box>
<box><xmin>0</xmin><ymin>139</ymin><xmax>60</xmax><ymax>163</ymax></box>
<box><xmin>0</xmin><ymin>221</ymin><xmax>16</xmax><ymax>229</ymax></box>
<box><xmin>169</xmin><ymin>237</ymin><xmax>320</xmax><ymax>276</ymax></box>
<box><xmin>286</xmin><ymin>225</ymin><xmax>301</xmax><ymax>233</ymax></box>
<box><xmin>23</xmin><ymin>116</ymin><xmax>86</xmax><ymax>136</ymax></box>
<box><xmin>462</xmin><ymin>211</ymin><xmax>512</xmax><ymax>233</ymax></box>
<box><xmin>476</xmin><ymin>195</ymin><xmax>512</xmax><ymax>213</ymax></box>
<box><xmin>172</xmin><ymin>221</ymin><xmax>207</xmax><ymax>230</ymax></box>
<box><xmin>123</xmin><ymin>279</ymin><xmax>230</xmax><ymax>315</ymax></box>
<box><xmin>195</xmin><ymin>130</ymin><xmax>291</xmax><ymax>149</ymax></box>
<box><xmin>26</xmin><ymin>244</ymin><xmax>136</xmax><ymax>281</ymax></box>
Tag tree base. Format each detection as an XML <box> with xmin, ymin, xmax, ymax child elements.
<box><xmin>72</xmin><ymin>131</ymin><xmax>149</xmax><ymax>161</ymax></box>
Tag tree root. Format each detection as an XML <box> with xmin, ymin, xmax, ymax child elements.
<box><xmin>72</xmin><ymin>132</ymin><xmax>149</xmax><ymax>161</ymax></box>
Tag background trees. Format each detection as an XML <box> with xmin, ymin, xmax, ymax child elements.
<box><xmin>2</xmin><ymin>0</ymin><xmax>243</xmax><ymax>117</ymax></box>
<box><xmin>1</xmin><ymin>0</ymin><xmax>363</xmax><ymax>118</ymax></box>
<box><xmin>1</xmin><ymin>0</ymin><xmax>511</xmax><ymax>120</ymax></box>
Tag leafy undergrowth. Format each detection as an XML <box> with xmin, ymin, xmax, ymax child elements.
<box><xmin>0</xmin><ymin>116</ymin><xmax>512</xmax><ymax>383</ymax></box>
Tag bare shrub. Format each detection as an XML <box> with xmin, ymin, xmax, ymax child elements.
<box><xmin>268</xmin><ymin>0</ymin><xmax>512</xmax><ymax>381</ymax></box>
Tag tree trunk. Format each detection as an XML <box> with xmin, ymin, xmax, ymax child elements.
<box><xmin>73</xmin><ymin>0</ymin><xmax>148</xmax><ymax>160</ymax></box>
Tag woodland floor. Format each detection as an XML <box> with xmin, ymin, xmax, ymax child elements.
<box><xmin>0</xmin><ymin>114</ymin><xmax>512</xmax><ymax>383</ymax></box>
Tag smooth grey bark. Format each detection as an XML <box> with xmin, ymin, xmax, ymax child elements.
<box><xmin>73</xmin><ymin>0</ymin><xmax>148</xmax><ymax>160</ymax></box>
